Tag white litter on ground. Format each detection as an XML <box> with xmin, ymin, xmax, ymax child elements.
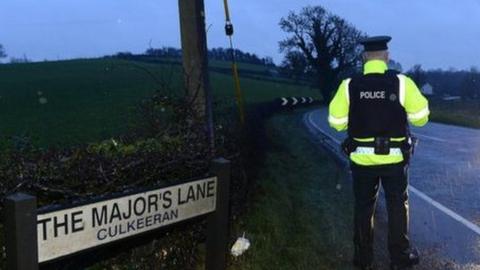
<box><xmin>231</xmin><ymin>233</ymin><xmax>250</xmax><ymax>257</ymax></box>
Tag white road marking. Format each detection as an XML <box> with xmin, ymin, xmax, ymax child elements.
<box><xmin>307</xmin><ymin>113</ymin><xmax>341</xmax><ymax>144</ymax></box>
<box><xmin>412</xmin><ymin>132</ymin><xmax>448</xmax><ymax>143</ymax></box>
<box><xmin>306</xmin><ymin>111</ymin><xmax>480</xmax><ymax>236</ymax></box>
<box><xmin>408</xmin><ymin>186</ymin><xmax>480</xmax><ymax>235</ymax></box>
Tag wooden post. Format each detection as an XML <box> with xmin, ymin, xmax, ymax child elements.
<box><xmin>4</xmin><ymin>193</ymin><xmax>38</xmax><ymax>270</ymax></box>
<box><xmin>178</xmin><ymin>0</ymin><xmax>215</xmax><ymax>150</ymax></box>
<box><xmin>206</xmin><ymin>158</ymin><xmax>231</xmax><ymax>270</ymax></box>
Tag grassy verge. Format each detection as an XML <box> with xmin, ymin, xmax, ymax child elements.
<box><xmin>429</xmin><ymin>99</ymin><xmax>480</xmax><ymax>128</ymax></box>
<box><xmin>227</xmin><ymin>111</ymin><xmax>355</xmax><ymax>270</ymax></box>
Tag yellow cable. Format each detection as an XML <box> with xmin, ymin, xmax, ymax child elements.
<box><xmin>232</xmin><ymin>62</ymin><xmax>245</xmax><ymax>124</ymax></box>
<box><xmin>223</xmin><ymin>0</ymin><xmax>246</xmax><ymax>124</ymax></box>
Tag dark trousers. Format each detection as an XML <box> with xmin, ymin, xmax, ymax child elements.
<box><xmin>351</xmin><ymin>162</ymin><xmax>411</xmax><ymax>265</ymax></box>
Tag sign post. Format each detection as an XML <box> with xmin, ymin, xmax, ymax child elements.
<box><xmin>206</xmin><ymin>158</ymin><xmax>231</xmax><ymax>270</ymax></box>
<box><xmin>4</xmin><ymin>193</ymin><xmax>38</xmax><ymax>270</ymax></box>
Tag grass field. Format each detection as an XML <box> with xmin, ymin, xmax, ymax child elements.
<box><xmin>0</xmin><ymin>59</ymin><xmax>317</xmax><ymax>146</ymax></box>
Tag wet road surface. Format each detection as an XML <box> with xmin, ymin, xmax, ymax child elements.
<box><xmin>304</xmin><ymin>108</ymin><xmax>480</xmax><ymax>269</ymax></box>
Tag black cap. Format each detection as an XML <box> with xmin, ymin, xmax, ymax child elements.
<box><xmin>360</xmin><ymin>36</ymin><xmax>392</xmax><ymax>52</ymax></box>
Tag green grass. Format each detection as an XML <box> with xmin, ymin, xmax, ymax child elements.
<box><xmin>0</xmin><ymin>59</ymin><xmax>317</xmax><ymax>146</ymax></box>
<box><xmin>228</xmin><ymin>112</ymin><xmax>356</xmax><ymax>270</ymax></box>
<box><xmin>429</xmin><ymin>99</ymin><xmax>480</xmax><ymax>128</ymax></box>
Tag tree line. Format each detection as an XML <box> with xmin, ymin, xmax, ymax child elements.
<box><xmin>0</xmin><ymin>44</ymin><xmax>6</xmax><ymax>59</ymax></box>
<box><xmin>0</xmin><ymin>44</ymin><xmax>32</xmax><ymax>63</ymax></box>
<box><xmin>406</xmin><ymin>65</ymin><xmax>480</xmax><ymax>99</ymax></box>
<box><xmin>144</xmin><ymin>47</ymin><xmax>275</xmax><ymax>67</ymax></box>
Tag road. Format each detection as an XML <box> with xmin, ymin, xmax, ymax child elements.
<box><xmin>304</xmin><ymin>108</ymin><xmax>480</xmax><ymax>269</ymax></box>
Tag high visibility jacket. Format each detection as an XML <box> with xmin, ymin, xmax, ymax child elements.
<box><xmin>328</xmin><ymin>60</ymin><xmax>430</xmax><ymax>166</ymax></box>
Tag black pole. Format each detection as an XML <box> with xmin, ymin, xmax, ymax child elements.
<box><xmin>5</xmin><ymin>193</ymin><xmax>38</xmax><ymax>270</ymax></box>
<box><xmin>206</xmin><ymin>158</ymin><xmax>231</xmax><ymax>270</ymax></box>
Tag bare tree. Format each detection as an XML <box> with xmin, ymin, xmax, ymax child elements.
<box><xmin>388</xmin><ymin>59</ymin><xmax>403</xmax><ymax>72</ymax></box>
<box><xmin>460</xmin><ymin>67</ymin><xmax>480</xmax><ymax>100</ymax></box>
<box><xmin>0</xmin><ymin>44</ymin><xmax>6</xmax><ymax>59</ymax></box>
<box><xmin>407</xmin><ymin>64</ymin><xmax>426</xmax><ymax>87</ymax></box>
<box><xmin>279</xmin><ymin>6</ymin><xmax>365</xmax><ymax>102</ymax></box>
<box><xmin>280</xmin><ymin>51</ymin><xmax>310</xmax><ymax>83</ymax></box>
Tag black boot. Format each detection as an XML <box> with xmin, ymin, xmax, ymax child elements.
<box><xmin>390</xmin><ymin>248</ymin><xmax>420</xmax><ymax>270</ymax></box>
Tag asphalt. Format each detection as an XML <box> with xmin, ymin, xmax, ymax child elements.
<box><xmin>304</xmin><ymin>108</ymin><xmax>480</xmax><ymax>270</ymax></box>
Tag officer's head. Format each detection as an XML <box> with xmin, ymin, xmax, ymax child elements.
<box><xmin>360</xmin><ymin>36</ymin><xmax>391</xmax><ymax>63</ymax></box>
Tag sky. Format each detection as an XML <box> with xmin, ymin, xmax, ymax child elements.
<box><xmin>1</xmin><ymin>0</ymin><xmax>480</xmax><ymax>70</ymax></box>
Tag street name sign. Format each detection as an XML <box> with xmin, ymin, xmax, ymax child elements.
<box><xmin>36</xmin><ymin>177</ymin><xmax>217</xmax><ymax>263</ymax></box>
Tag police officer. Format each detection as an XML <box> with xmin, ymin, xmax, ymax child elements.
<box><xmin>328</xmin><ymin>36</ymin><xmax>429</xmax><ymax>270</ymax></box>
